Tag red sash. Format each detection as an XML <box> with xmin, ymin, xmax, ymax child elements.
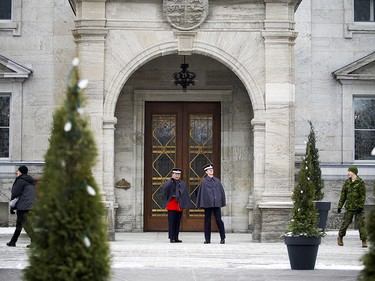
<box><xmin>166</xmin><ymin>197</ymin><xmax>182</xmax><ymax>211</ymax></box>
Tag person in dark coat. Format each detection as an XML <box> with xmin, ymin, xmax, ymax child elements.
<box><xmin>196</xmin><ymin>163</ymin><xmax>226</xmax><ymax>244</ymax></box>
<box><xmin>6</xmin><ymin>165</ymin><xmax>36</xmax><ymax>247</ymax></box>
<box><xmin>161</xmin><ymin>168</ymin><xmax>194</xmax><ymax>243</ymax></box>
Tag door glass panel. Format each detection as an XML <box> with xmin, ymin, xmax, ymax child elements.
<box><xmin>151</xmin><ymin>114</ymin><xmax>176</xmax><ymax>216</ymax></box>
<box><xmin>188</xmin><ymin>114</ymin><xmax>213</xmax><ymax>216</ymax></box>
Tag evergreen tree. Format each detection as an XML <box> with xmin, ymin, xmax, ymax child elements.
<box><xmin>287</xmin><ymin>142</ymin><xmax>322</xmax><ymax>237</ymax></box>
<box><xmin>23</xmin><ymin>58</ymin><xmax>111</xmax><ymax>281</ymax></box>
<box><xmin>358</xmin><ymin>187</ymin><xmax>375</xmax><ymax>280</ymax></box>
<box><xmin>307</xmin><ymin>121</ymin><xmax>324</xmax><ymax>201</ymax></box>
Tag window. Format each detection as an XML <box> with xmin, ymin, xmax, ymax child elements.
<box><xmin>0</xmin><ymin>0</ymin><xmax>12</xmax><ymax>20</ymax></box>
<box><xmin>0</xmin><ymin>95</ymin><xmax>10</xmax><ymax>158</ymax></box>
<box><xmin>0</xmin><ymin>0</ymin><xmax>20</xmax><ymax>36</ymax></box>
<box><xmin>354</xmin><ymin>97</ymin><xmax>375</xmax><ymax>160</ymax></box>
<box><xmin>354</xmin><ymin>0</ymin><xmax>375</xmax><ymax>22</ymax></box>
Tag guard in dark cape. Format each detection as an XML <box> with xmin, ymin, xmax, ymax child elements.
<box><xmin>161</xmin><ymin>168</ymin><xmax>194</xmax><ymax>243</ymax></box>
<box><xmin>196</xmin><ymin>163</ymin><xmax>226</xmax><ymax>244</ymax></box>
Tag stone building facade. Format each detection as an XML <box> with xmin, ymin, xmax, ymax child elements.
<box><xmin>0</xmin><ymin>0</ymin><xmax>374</xmax><ymax>242</ymax></box>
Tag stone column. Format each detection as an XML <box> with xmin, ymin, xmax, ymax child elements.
<box><xmin>72</xmin><ymin>0</ymin><xmax>108</xmax><ymax>193</ymax></box>
<box><xmin>262</xmin><ymin>1</ymin><xmax>297</xmax><ymax>201</ymax></box>
<box><xmin>258</xmin><ymin>0</ymin><xmax>298</xmax><ymax>241</ymax></box>
<box><xmin>249</xmin><ymin>117</ymin><xmax>265</xmax><ymax>241</ymax></box>
<box><xmin>102</xmin><ymin>117</ymin><xmax>117</xmax><ymax>240</ymax></box>
<box><xmin>72</xmin><ymin>0</ymin><xmax>115</xmax><ymax>239</ymax></box>
<box><xmin>103</xmin><ymin>117</ymin><xmax>117</xmax><ymax>202</ymax></box>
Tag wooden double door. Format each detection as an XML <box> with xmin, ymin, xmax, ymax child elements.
<box><xmin>144</xmin><ymin>102</ymin><xmax>221</xmax><ymax>231</ymax></box>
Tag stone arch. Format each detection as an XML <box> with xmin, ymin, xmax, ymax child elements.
<box><xmin>103</xmin><ymin>39</ymin><xmax>267</xmax><ymax>234</ymax></box>
<box><xmin>104</xmin><ymin>40</ymin><xmax>265</xmax><ymax>120</ymax></box>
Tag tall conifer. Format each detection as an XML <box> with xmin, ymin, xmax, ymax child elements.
<box><xmin>307</xmin><ymin>121</ymin><xmax>324</xmax><ymax>201</ymax></box>
<box><xmin>287</xmin><ymin>142</ymin><xmax>321</xmax><ymax>237</ymax></box>
<box><xmin>23</xmin><ymin>58</ymin><xmax>111</xmax><ymax>281</ymax></box>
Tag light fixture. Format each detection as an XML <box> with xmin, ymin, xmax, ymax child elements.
<box><xmin>173</xmin><ymin>56</ymin><xmax>196</xmax><ymax>90</ymax></box>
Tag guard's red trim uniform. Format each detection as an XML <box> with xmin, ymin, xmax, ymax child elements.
<box><xmin>166</xmin><ymin>197</ymin><xmax>182</xmax><ymax>212</ymax></box>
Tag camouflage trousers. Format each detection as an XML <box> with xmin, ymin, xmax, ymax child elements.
<box><xmin>338</xmin><ymin>209</ymin><xmax>367</xmax><ymax>241</ymax></box>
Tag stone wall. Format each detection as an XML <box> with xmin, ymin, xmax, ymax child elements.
<box><xmin>294</xmin><ymin>0</ymin><xmax>375</xmax><ymax>163</ymax></box>
<box><xmin>259</xmin><ymin>207</ymin><xmax>292</xmax><ymax>242</ymax></box>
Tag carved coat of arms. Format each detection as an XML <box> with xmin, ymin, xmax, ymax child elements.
<box><xmin>163</xmin><ymin>0</ymin><xmax>209</xmax><ymax>31</ymax></box>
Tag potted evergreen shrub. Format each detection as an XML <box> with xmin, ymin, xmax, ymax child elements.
<box><xmin>307</xmin><ymin>121</ymin><xmax>331</xmax><ymax>231</ymax></box>
<box><xmin>285</xmin><ymin>141</ymin><xmax>324</xmax><ymax>270</ymax></box>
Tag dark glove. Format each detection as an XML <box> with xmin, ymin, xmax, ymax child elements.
<box><xmin>10</xmin><ymin>207</ymin><xmax>15</xmax><ymax>215</ymax></box>
<box><xmin>356</xmin><ymin>207</ymin><xmax>363</xmax><ymax>214</ymax></box>
<box><xmin>337</xmin><ymin>208</ymin><xmax>341</xmax><ymax>213</ymax></box>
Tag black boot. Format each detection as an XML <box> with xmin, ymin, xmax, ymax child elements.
<box><xmin>6</xmin><ymin>242</ymin><xmax>16</xmax><ymax>247</ymax></box>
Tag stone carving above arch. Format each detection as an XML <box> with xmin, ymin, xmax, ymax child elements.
<box><xmin>163</xmin><ymin>0</ymin><xmax>209</xmax><ymax>31</ymax></box>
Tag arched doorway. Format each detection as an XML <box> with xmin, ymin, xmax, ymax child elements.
<box><xmin>112</xmin><ymin>54</ymin><xmax>255</xmax><ymax>233</ymax></box>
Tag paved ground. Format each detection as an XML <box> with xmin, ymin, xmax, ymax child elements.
<box><xmin>0</xmin><ymin>228</ymin><xmax>368</xmax><ymax>281</ymax></box>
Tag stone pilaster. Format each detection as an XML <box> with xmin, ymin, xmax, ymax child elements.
<box><xmin>261</xmin><ymin>1</ymin><xmax>297</xmax><ymax>202</ymax></box>
<box><xmin>103</xmin><ymin>117</ymin><xmax>117</xmax><ymax>202</ymax></box>
<box><xmin>257</xmin><ymin>0</ymin><xmax>298</xmax><ymax>241</ymax></box>
<box><xmin>72</xmin><ymin>0</ymin><xmax>108</xmax><ymax>194</ymax></box>
<box><xmin>72</xmin><ymin>0</ymin><xmax>115</xmax><ymax>239</ymax></box>
<box><xmin>249</xmin><ymin>118</ymin><xmax>265</xmax><ymax>241</ymax></box>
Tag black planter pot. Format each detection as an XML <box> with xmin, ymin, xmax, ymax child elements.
<box><xmin>285</xmin><ymin>236</ymin><xmax>321</xmax><ymax>270</ymax></box>
<box><xmin>315</xmin><ymin>201</ymin><xmax>331</xmax><ymax>231</ymax></box>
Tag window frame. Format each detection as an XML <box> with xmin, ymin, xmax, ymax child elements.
<box><xmin>0</xmin><ymin>94</ymin><xmax>11</xmax><ymax>159</ymax></box>
<box><xmin>0</xmin><ymin>83</ymin><xmax>23</xmax><ymax>161</ymax></box>
<box><xmin>344</xmin><ymin>0</ymin><xmax>375</xmax><ymax>38</ymax></box>
<box><xmin>353</xmin><ymin>96</ymin><xmax>375</xmax><ymax>161</ymax></box>
<box><xmin>342</xmin><ymin>83</ymin><xmax>375</xmax><ymax>163</ymax></box>
<box><xmin>0</xmin><ymin>0</ymin><xmax>21</xmax><ymax>36</ymax></box>
<box><xmin>0</xmin><ymin>55</ymin><xmax>32</xmax><ymax>161</ymax></box>
<box><xmin>332</xmin><ymin>52</ymin><xmax>375</xmax><ymax>163</ymax></box>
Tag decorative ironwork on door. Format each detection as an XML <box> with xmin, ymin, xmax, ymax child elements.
<box><xmin>188</xmin><ymin>114</ymin><xmax>213</xmax><ymax>216</ymax></box>
<box><xmin>150</xmin><ymin>113</ymin><xmax>214</xmax><ymax>217</ymax></box>
<box><xmin>151</xmin><ymin>114</ymin><xmax>176</xmax><ymax>217</ymax></box>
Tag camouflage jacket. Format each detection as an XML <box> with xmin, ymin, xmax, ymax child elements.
<box><xmin>338</xmin><ymin>176</ymin><xmax>366</xmax><ymax>211</ymax></box>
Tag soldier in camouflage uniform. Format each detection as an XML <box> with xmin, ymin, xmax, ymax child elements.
<box><xmin>337</xmin><ymin>166</ymin><xmax>367</xmax><ymax>248</ymax></box>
